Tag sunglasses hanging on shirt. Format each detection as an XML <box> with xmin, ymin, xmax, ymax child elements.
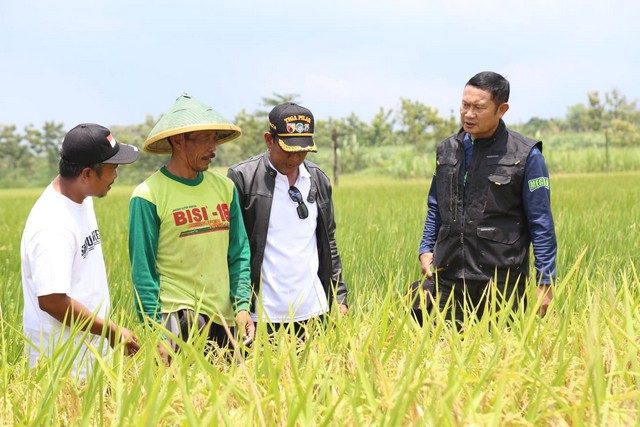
<box><xmin>288</xmin><ymin>186</ymin><xmax>309</xmax><ymax>219</ymax></box>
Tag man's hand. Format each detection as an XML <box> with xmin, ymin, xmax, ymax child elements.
<box><xmin>39</xmin><ymin>294</ymin><xmax>141</xmax><ymax>356</ymax></box>
<box><xmin>338</xmin><ymin>304</ymin><xmax>348</xmax><ymax>316</ymax></box>
<box><xmin>115</xmin><ymin>326</ymin><xmax>141</xmax><ymax>356</ymax></box>
<box><xmin>535</xmin><ymin>285</ymin><xmax>553</xmax><ymax>317</ymax></box>
<box><xmin>235</xmin><ymin>310</ymin><xmax>255</xmax><ymax>345</ymax></box>
<box><xmin>419</xmin><ymin>253</ymin><xmax>434</xmax><ymax>278</ymax></box>
<box><xmin>157</xmin><ymin>341</ymin><xmax>172</xmax><ymax>367</ymax></box>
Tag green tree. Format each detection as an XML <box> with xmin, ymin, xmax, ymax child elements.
<box><xmin>587</xmin><ymin>91</ymin><xmax>604</xmax><ymax>132</ymax></box>
<box><xmin>363</xmin><ymin>107</ymin><xmax>395</xmax><ymax>147</ymax></box>
<box><xmin>605</xmin><ymin>89</ymin><xmax>639</xmax><ymax>124</ymax></box>
<box><xmin>584</xmin><ymin>89</ymin><xmax>640</xmax><ymax>147</ymax></box>
<box><xmin>218</xmin><ymin>93</ymin><xmax>303</xmax><ymax>166</ymax></box>
<box><xmin>397</xmin><ymin>98</ymin><xmax>449</xmax><ymax>147</ymax></box>
<box><xmin>513</xmin><ymin>117</ymin><xmax>561</xmax><ymax>138</ymax></box>
<box><xmin>432</xmin><ymin>108</ymin><xmax>459</xmax><ymax>145</ymax></box>
<box><xmin>341</xmin><ymin>113</ymin><xmax>369</xmax><ymax>147</ymax></box>
<box><xmin>43</xmin><ymin>122</ymin><xmax>65</xmax><ymax>173</ymax></box>
<box><xmin>24</xmin><ymin>125</ymin><xmax>43</xmax><ymax>156</ymax></box>
<box><xmin>219</xmin><ymin>109</ymin><xmax>269</xmax><ymax>165</ymax></box>
<box><xmin>332</xmin><ymin>116</ymin><xmax>366</xmax><ymax>173</ymax></box>
<box><xmin>565</xmin><ymin>103</ymin><xmax>591</xmax><ymax>132</ymax></box>
<box><xmin>604</xmin><ymin>89</ymin><xmax>640</xmax><ymax>146</ymax></box>
<box><xmin>111</xmin><ymin>114</ymin><xmax>169</xmax><ymax>184</ymax></box>
<box><xmin>24</xmin><ymin>121</ymin><xmax>65</xmax><ymax>177</ymax></box>
<box><xmin>0</xmin><ymin>125</ymin><xmax>33</xmax><ymax>184</ymax></box>
<box><xmin>258</xmin><ymin>93</ymin><xmax>301</xmax><ymax>117</ymax></box>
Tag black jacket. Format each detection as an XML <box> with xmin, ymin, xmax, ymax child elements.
<box><xmin>227</xmin><ymin>152</ymin><xmax>348</xmax><ymax>310</ymax></box>
<box><xmin>434</xmin><ymin>121</ymin><xmax>539</xmax><ymax>285</ymax></box>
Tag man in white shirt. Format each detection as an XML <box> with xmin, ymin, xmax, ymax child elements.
<box><xmin>21</xmin><ymin>123</ymin><xmax>140</xmax><ymax>378</ymax></box>
<box><xmin>228</xmin><ymin>103</ymin><xmax>348</xmax><ymax>339</ymax></box>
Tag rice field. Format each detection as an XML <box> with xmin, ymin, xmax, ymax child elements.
<box><xmin>0</xmin><ymin>172</ymin><xmax>639</xmax><ymax>425</ymax></box>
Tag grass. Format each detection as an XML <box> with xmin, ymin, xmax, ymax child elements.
<box><xmin>0</xmin><ymin>172</ymin><xmax>639</xmax><ymax>425</ymax></box>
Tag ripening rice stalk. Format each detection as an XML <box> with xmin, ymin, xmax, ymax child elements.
<box><xmin>0</xmin><ymin>172</ymin><xmax>639</xmax><ymax>425</ymax></box>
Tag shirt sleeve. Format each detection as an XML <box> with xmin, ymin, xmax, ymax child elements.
<box><xmin>227</xmin><ymin>186</ymin><xmax>252</xmax><ymax>314</ymax></box>
<box><xmin>322</xmin><ymin>177</ymin><xmax>348</xmax><ymax>306</ymax></box>
<box><xmin>419</xmin><ymin>175</ymin><xmax>441</xmax><ymax>256</ymax></box>
<box><xmin>27</xmin><ymin>228</ymin><xmax>75</xmax><ymax>297</ymax></box>
<box><xmin>522</xmin><ymin>147</ymin><xmax>557</xmax><ymax>285</ymax></box>
<box><xmin>128</xmin><ymin>196</ymin><xmax>162</xmax><ymax>322</ymax></box>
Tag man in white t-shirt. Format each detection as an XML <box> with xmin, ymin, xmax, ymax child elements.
<box><xmin>21</xmin><ymin>123</ymin><xmax>140</xmax><ymax>378</ymax></box>
<box><xmin>228</xmin><ymin>103</ymin><xmax>348</xmax><ymax>339</ymax></box>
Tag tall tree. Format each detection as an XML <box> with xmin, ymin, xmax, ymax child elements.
<box><xmin>397</xmin><ymin>98</ymin><xmax>447</xmax><ymax>147</ymax></box>
<box><xmin>220</xmin><ymin>109</ymin><xmax>269</xmax><ymax>165</ymax></box>
<box><xmin>432</xmin><ymin>108</ymin><xmax>459</xmax><ymax>145</ymax></box>
<box><xmin>0</xmin><ymin>125</ymin><xmax>32</xmax><ymax>181</ymax></box>
<box><xmin>585</xmin><ymin>89</ymin><xmax>640</xmax><ymax>146</ymax></box>
<box><xmin>604</xmin><ymin>89</ymin><xmax>640</xmax><ymax>146</ymax></box>
<box><xmin>565</xmin><ymin>103</ymin><xmax>590</xmax><ymax>132</ymax></box>
<box><xmin>41</xmin><ymin>122</ymin><xmax>65</xmax><ymax>171</ymax></box>
<box><xmin>587</xmin><ymin>91</ymin><xmax>605</xmax><ymax>132</ymax></box>
<box><xmin>258</xmin><ymin>93</ymin><xmax>302</xmax><ymax>117</ymax></box>
<box><xmin>364</xmin><ymin>107</ymin><xmax>395</xmax><ymax>146</ymax></box>
<box><xmin>111</xmin><ymin>114</ymin><xmax>170</xmax><ymax>183</ymax></box>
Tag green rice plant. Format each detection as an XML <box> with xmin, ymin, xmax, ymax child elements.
<box><xmin>0</xmin><ymin>172</ymin><xmax>639</xmax><ymax>425</ymax></box>
<box><xmin>545</xmin><ymin>147</ymin><xmax>640</xmax><ymax>173</ymax></box>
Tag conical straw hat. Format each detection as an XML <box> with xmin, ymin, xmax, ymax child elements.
<box><xmin>143</xmin><ymin>93</ymin><xmax>242</xmax><ymax>154</ymax></box>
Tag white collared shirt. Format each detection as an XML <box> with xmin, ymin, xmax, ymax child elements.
<box><xmin>252</xmin><ymin>162</ymin><xmax>329</xmax><ymax>322</ymax></box>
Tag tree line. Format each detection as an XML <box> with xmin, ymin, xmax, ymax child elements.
<box><xmin>1</xmin><ymin>90</ymin><xmax>638</xmax><ymax>188</ymax></box>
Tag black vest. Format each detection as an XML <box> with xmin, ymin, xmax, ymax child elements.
<box><xmin>433</xmin><ymin>121</ymin><xmax>540</xmax><ymax>285</ymax></box>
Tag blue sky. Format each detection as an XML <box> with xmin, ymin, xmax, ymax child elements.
<box><xmin>1</xmin><ymin>0</ymin><xmax>638</xmax><ymax>130</ymax></box>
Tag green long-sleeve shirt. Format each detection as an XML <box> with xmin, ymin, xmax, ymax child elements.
<box><xmin>128</xmin><ymin>167</ymin><xmax>251</xmax><ymax>325</ymax></box>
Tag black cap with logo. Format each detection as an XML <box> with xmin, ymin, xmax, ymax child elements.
<box><xmin>268</xmin><ymin>103</ymin><xmax>317</xmax><ymax>153</ymax></box>
<box><xmin>61</xmin><ymin>123</ymin><xmax>140</xmax><ymax>165</ymax></box>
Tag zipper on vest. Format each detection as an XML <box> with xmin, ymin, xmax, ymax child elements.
<box><xmin>449</xmin><ymin>174</ymin><xmax>454</xmax><ymax>213</ymax></box>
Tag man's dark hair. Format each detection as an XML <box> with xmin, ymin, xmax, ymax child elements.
<box><xmin>59</xmin><ymin>158</ymin><xmax>104</xmax><ymax>178</ymax></box>
<box><xmin>466</xmin><ymin>71</ymin><xmax>510</xmax><ymax>106</ymax></box>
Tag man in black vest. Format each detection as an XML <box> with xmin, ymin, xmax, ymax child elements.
<box><xmin>417</xmin><ymin>71</ymin><xmax>556</xmax><ymax>325</ymax></box>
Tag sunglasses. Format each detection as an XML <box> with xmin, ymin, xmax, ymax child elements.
<box><xmin>288</xmin><ymin>186</ymin><xmax>309</xmax><ymax>219</ymax></box>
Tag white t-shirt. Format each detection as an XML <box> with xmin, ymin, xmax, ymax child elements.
<box><xmin>21</xmin><ymin>184</ymin><xmax>110</xmax><ymax>379</ymax></box>
<box><xmin>253</xmin><ymin>164</ymin><xmax>329</xmax><ymax>323</ymax></box>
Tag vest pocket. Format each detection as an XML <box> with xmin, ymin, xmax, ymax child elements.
<box><xmin>488</xmin><ymin>174</ymin><xmax>511</xmax><ymax>186</ymax></box>
<box><xmin>436</xmin><ymin>225</ymin><xmax>450</xmax><ymax>242</ymax></box>
<box><xmin>476</xmin><ymin>224</ymin><xmax>524</xmax><ymax>269</ymax></box>
<box><xmin>434</xmin><ymin>225</ymin><xmax>454</xmax><ymax>269</ymax></box>
<box><xmin>484</xmin><ymin>172</ymin><xmax>516</xmax><ymax>214</ymax></box>
<box><xmin>476</xmin><ymin>225</ymin><xmax>520</xmax><ymax>244</ymax></box>
<box><xmin>436</xmin><ymin>157</ymin><xmax>459</xmax><ymax>219</ymax></box>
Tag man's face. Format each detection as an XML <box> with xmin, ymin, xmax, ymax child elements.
<box><xmin>88</xmin><ymin>163</ymin><xmax>118</xmax><ymax>198</ymax></box>
<box><xmin>460</xmin><ymin>85</ymin><xmax>508</xmax><ymax>140</ymax></box>
<box><xmin>183</xmin><ymin>130</ymin><xmax>218</xmax><ymax>172</ymax></box>
<box><xmin>265</xmin><ymin>132</ymin><xmax>308</xmax><ymax>177</ymax></box>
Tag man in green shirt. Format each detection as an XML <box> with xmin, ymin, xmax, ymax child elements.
<box><xmin>128</xmin><ymin>94</ymin><xmax>254</xmax><ymax>360</ymax></box>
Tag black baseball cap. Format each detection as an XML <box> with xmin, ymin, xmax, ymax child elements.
<box><xmin>268</xmin><ymin>103</ymin><xmax>317</xmax><ymax>153</ymax></box>
<box><xmin>61</xmin><ymin>123</ymin><xmax>140</xmax><ymax>165</ymax></box>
